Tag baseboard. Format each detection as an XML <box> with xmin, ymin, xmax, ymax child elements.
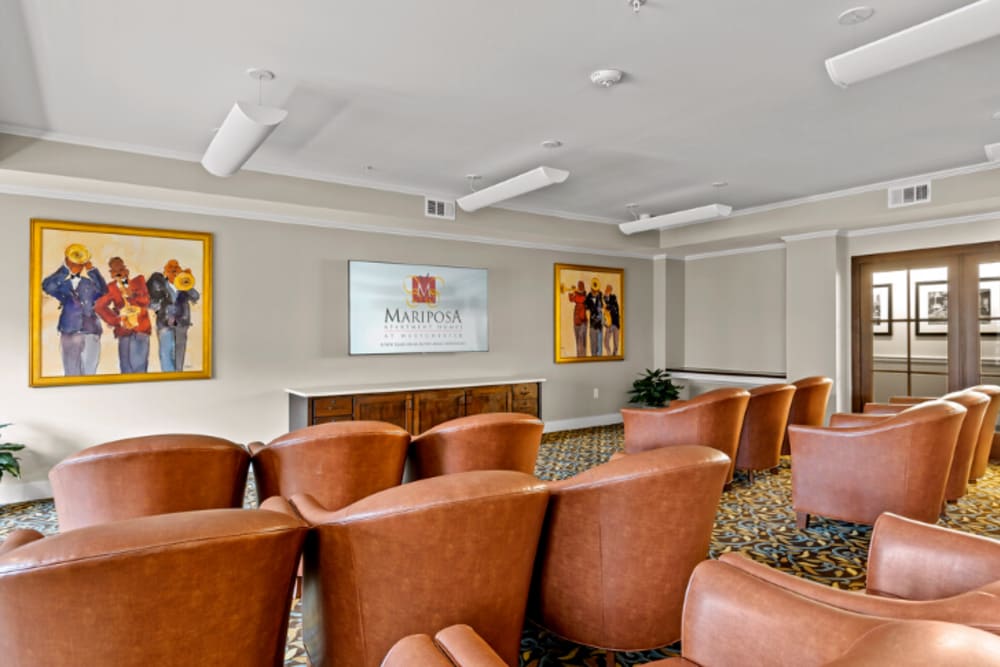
<box><xmin>0</xmin><ymin>480</ymin><xmax>52</xmax><ymax>505</ymax></box>
<box><xmin>543</xmin><ymin>412</ymin><xmax>623</xmax><ymax>433</ymax></box>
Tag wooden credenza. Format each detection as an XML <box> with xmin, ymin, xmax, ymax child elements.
<box><xmin>287</xmin><ymin>378</ymin><xmax>544</xmax><ymax>434</ymax></box>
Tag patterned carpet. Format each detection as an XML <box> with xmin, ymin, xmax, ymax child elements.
<box><xmin>2</xmin><ymin>424</ymin><xmax>998</xmax><ymax>666</ymax></box>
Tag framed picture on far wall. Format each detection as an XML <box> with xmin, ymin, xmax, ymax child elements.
<box><xmin>872</xmin><ymin>284</ymin><xmax>892</xmax><ymax>336</ymax></box>
<box><xmin>554</xmin><ymin>263</ymin><xmax>624</xmax><ymax>363</ymax></box>
<box><xmin>915</xmin><ymin>280</ymin><xmax>948</xmax><ymax>336</ymax></box>
<box><xmin>30</xmin><ymin>218</ymin><xmax>212</xmax><ymax>387</ymax></box>
<box><xmin>980</xmin><ymin>278</ymin><xmax>1000</xmax><ymax>337</ymax></box>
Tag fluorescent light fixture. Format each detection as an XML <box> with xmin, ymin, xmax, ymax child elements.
<box><xmin>201</xmin><ymin>101</ymin><xmax>288</xmax><ymax>177</ymax></box>
<box><xmin>456</xmin><ymin>166</ymin><xmax>569</xmax><ymax>212</ymax></box>
<box><xmin>618</xmin><ymin>204</ymin><xmax>733</xmax><ymax>235</ymax></box>
<box><xmin>825</xmin><ymin>0</ymin><xmax>1000</xmax><ymax>87</ymax></box>
<box><xmin>986</xmin><ymin>142</ymin><xmax>1000</xmax><ymax>162</ymax></box>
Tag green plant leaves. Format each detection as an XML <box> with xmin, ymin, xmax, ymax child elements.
<box><xmin>0</xmin><ymin>423</ymin><xmax>25</xmax><ymax>481</ymax></box>
<box><xmin>627</xmin><ymin>368</ymin><xmax>682</xmax><ymax>407</ymax></box>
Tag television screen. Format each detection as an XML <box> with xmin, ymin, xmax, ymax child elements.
<box><xmin>349</xmin><ymin>261</ymin><xmax>489</xmax><ymax>355</ymax></box>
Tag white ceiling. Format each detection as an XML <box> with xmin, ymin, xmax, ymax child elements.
<box><xmin>2</xmin><ymin>0</ymin><xmax>998</xmax><ymax>224</ymax></box>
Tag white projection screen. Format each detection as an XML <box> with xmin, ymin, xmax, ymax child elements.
<box><xmin>349</xmin><ymin>261</ymin><xmax>489</xmax><ymax>355</ymax></box>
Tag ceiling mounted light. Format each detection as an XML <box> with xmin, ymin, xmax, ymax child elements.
<box><xmin>825</xmin><ymin>0</ymin><xmax>1000</xmax><ymax>88</ymax></box>
<box><xmin>456</xmin><ymin>167</ymin><xmax>570</xmax><ymax>213</ymax></box>
<box><xmin>590</xmin><ymin>69</ymin><xmax>624</xmax><ymax>88</ymax></box>
<box><xmin>618</xmin><ymin>203</ymin><xmax>733</xmax><ymax>235</ymax></box>
<box><xmin>201</xmin><ymin>69</ymin><xmax>287</xmax><ymax>177</ymax></box>
<box><xmin>986</xmin><ymin>142</ymin><xmax>1000</xmax><ymax>161</ymax></box>
<box><xmin>540</xmin><ymin>139</ymin><xmax>563</xmax><ymax>149</ymax></box>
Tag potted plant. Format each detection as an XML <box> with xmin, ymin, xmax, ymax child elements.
<box><xmin>627</xmin><ymin>369</ymin><xmax>682</xmax><ymax>408</ymax></box>
<box><xmin>0</xmin><ymin>423</ymin><xmax>25</xmax><ymax>482</ymax></box>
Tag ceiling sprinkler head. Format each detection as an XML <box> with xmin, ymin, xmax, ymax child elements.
<box><xmin>590</xmin><ymin>69</ymin><xmax>624</xmax><ymax>88</ymax></box>
<box><xmin>630</xmin><ymin>0</ymin><xmax>646</xmax><ymax>12</ymax></box>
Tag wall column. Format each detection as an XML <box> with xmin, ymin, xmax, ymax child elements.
<box><xmin>783</xmin><ymin>231</ymin><xmax>849</xmax><ymax>412</ymax></box>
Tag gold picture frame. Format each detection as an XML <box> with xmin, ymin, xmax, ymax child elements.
<box><xmin>554</xmin><ymin>263</ymin><xmax>624</xmax><ymax>363</ymax></box>
<box><xmin>30</xmin><ymin>219</ymin><xmax>213</xmax><ymax>387</ymax></box>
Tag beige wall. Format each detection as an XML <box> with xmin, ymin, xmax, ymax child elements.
<box><xmin>0</xmin><ymin>186</ymin><xmax>654</xmax><ymax>503</ymax></box>
<box><xmin>683</xmin><ymin>247</ymin><xmax>786</xmax><ymax>374</ymax></box>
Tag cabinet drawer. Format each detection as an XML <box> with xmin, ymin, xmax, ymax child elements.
<box><xmin>512</xmin><ymin>383</ymin><xmax>537</xmax><ymax>399</ymax></box>
<box><xmin>312</xmin><ymin>396</ymin><xmax>353</xmax><ymax>417</ymax></box>
<box><xmin>312</xmin><ymin>414</ymin><xmax>355</xmax><ymax>425</ymax></box>
<box><xmin>512</xmin><ymin>397</ymin><xmax>538</xmax><ymax>416</ymax></box>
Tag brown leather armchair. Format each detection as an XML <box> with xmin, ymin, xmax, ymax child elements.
<box><xmin>530</xmin><ymin>445</ymin><xmax>730</xmax><ymax>666</ymax></box>
<box><xmin>381</xmin><ymin>625</ymin><xmax>506</xmax><ymax>667</ymax></box>
<box><xmin>286</xmin><ymin>470</ymin><xmax>549</xmax><ymax>667</ymax></box>
<box><xmin>407</xmin><ymin>412</ymin><xmax>543</xmax><ymax>480</ymax></box>
<box><xmin>249</xmin><ymin>420</ymin><xmax>410</xmax><ymax>508</ymax></box>
<box><xmin>621</xmin><ymin>387</ymin><xmax>749</xmax><ymax>483</ymax></box>
<box><xmin>644</xmin><ymin>558</ymin><xmax>1000</xmax><ymax>666</ymax></box>
<box><xmin>49</xmin><ymin>434</ymin><xmax>251</xmax><ymax>531</ymax></box>
<box><xmin>734</xmin><ymin>383</ymin><xmax>796</xmax><ymax>483</ymax></box>
<box><xmin>967</xmin><ymin>384</ymin><xmax>1000</xmax><ymax>481</ymax></box>
<box><xmin>853</xmin><ymin>390</ymin><xmax>989</xmax><ymax>502</ymax></box>
<box><xmin>0</xmin><ymin>509</ymin><xmax>306</xmax><ymax>667</ymax></box>
<box><xmin>716</xmin><ymin>512</ymin><xmax>1000</xmax><ymax>636</ymax></box>
<box><xmin>789</xmin><ymin>400</ymin><xmax>965</xmax><ymax>528</ymax></box>
<box><xmin>780</xmin><ymin>376</ymin><xmax>833</xmax><ymax>455</ymax></box>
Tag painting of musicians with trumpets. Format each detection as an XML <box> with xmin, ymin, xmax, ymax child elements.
<box><xmin>40</xmin><ymin>242</ymin><xmax>108</xmax><ymax>376</ymax></box>
<box><xmin>147</xmin><ymin>259</ymin><xmax>200</xmax><ymax>372</ymax></box>
<box><xmin>95</xmin><ymin>256</ymin><xmax>152</xmax><ymax>374</ymax></box>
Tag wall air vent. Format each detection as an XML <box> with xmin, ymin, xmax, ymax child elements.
<box><xmin>887</xmin><ymin>181</ymin><xmax>931</xmax><ymax>209</ymax></box>
<box><xmin>424</xmin><ymin>197</ymin><xmax>456</xmax><ymax>220</ymax></box>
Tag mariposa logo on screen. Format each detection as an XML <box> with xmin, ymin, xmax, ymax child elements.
<box><xmin>405</xmin><ymin>274</ymin><xmax>443</xmax><ymax>307</ymax></box>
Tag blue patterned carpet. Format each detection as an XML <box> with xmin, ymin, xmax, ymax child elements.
<box><xmin>2</xmin><ymin>424</ymin><xmax>998</xmax><ymax>666</ymax></box>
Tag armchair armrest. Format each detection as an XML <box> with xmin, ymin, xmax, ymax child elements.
<box><xmin>247</xmin><ymin>441</ymin><xmax>267</xmax><ymax>457</ymax></box>
<box><xmin>717</xmin><ymin>552</ymin><xmax>1000</xmax><ymax>635</ymax></box>
<box><xmin>0</xmin><ymin>529</ymin><xmax>45</xmax><ymax>556</ymax></box>
<box><xmin>434</xmin><ymin>624</ymin><xmax>507</xmax><ymax>666</ymax></box>
<box><xmin>259</xmin><ymin>496</ymin><xmax>305</xmax><ymax>524</ymax></box>
<box><xmin>861</xmin><ymin>403</ymin><xmax>907</xmax><ymax>415</ymax></box>
<box><xmin>381</xmin><ymin>634</ymin><xmax>453</xmax><ymax>667</ymax></box>
<box><xmin>288</xmin><ymin>493</ymin><xmax>334</xmax><ymax>526</ymax></box>
<box><xmin>867</xmin><ymin>513</ymin><xmax>1000</xmax><ymax>600</ymax></box>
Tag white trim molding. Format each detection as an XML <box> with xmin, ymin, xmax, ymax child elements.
<box><xmin>684</xmin><ymin>243</ymin><xmax>785</xmax><ymax>261</ymax></box>
<box><xmin>781</xmin><ymin>229</ymin><xmax>845</xmax><ymax>243</ymax></box>
<box><xmin>846</xmin><ymin>209</ymin><xmax>1000</xmax><ymax>238</ymax></box>
<box><xmin>543</xmin><ymin>412</ymin><xmax>623</xmax><ymax>433</ymax></box>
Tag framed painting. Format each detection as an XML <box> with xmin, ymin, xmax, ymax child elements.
<box><xmin>30</xmin><ymin>219</ymin><xmax>212</xmax><ymax>386</ymax></box>
<box><xmin>872</xmin><ymin>283</ymin><xmax>892</xmax><ymax>336</ymax></box>
<box><xmin>914</xmin><ymin>280</ymin><xmax>948</xmax><ymax>336</ymax></box>
<box><xmin>554</xmin><ymin>263</ymin><xmax>624</xmax><ymax>363</ymax></box>
<box><xmin>980</xmin><ymin>278</ymin><xmax>1000</xmax><ymax>337</ymax></box>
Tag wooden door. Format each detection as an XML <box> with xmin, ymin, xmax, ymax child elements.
<box><xmin>353</xmin><ymin>392</ymin><xmax>412</xmax><ymax>431</ymax></box>
<box><xmin>465</xmin><ymin>385</ymin><xmax>510</xmax><ymax>415</ymax></box>
<box><xmin>412</xmin><ymin>388</ymin><xmax>466</xmax><ymax>434</ymax></box>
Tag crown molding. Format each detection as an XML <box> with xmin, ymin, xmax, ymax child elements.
<box><xmin>5</xmin><ymin>122</ymin><xmax>1000</xmax><ymax>228</ymax></box>
<box><xmin>846</xmin><ymin>209</ymin><xmax>1000</xmax><ymax>238</ymax></box>
<box><xmin>684</xmin><ymin>243</ymin><xmax>786</xmax><ymax>261</ymax></box>
<box><xmin>780</xmin><ymin>229</ymin><xmax>845</xmax><ymax>243</ymax></box>
<box><xmin>0</xmin><ymin>174</ymin><xmax>660</xmax><ymax>260</ymax></box>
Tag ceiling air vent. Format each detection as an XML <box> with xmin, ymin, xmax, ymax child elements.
<box><xmin>424</xmin><ymin>197</ymin><xmax>456</xmax><ymax>220</ymax></box>
<box><xmin>888</xmin><ymin>181</ymin><xmax>931</xmax><ymax>209</ymax></box>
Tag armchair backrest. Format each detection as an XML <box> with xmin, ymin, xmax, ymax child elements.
<box><xmin>735</xmin><ymin>383</ymin><xmax>796</xmax><ymax>473</ymax></box>
<box><xmin>532</xmin><ymin>445</ymin><xmax>730</xmax><ymax>651</ymax></box>
<box><xmin>49</xmin><ymin>434</ymin><xmax>250</xmax><ymax>531</ymax></box>
<box><xmin>302</xmin><ymin>470</ymin><xmax>549</xmax><ymax>667</ymax></box>
<box><xmin>408</xmin><ymin>412</ymin><xmax>543</xmax><ymax>480</ymax></box>
<box><xmin>621</xmin><ymin>387</ymin><xmax>749</xmax><ymax>481</ymax></box>
<box><xmin>0</xmin><ymin>509</ymin><xmax>305</xmax><ymax>667</ymax></box>
<box><xmin>251</xmin><ymin>420</ymin><xmax>409</xmax><ymax>509</ymax></box>
<box><xmin>781</xmin><ymin>376</ymin><xmax>833</xmax><ymax>454</ymax></box>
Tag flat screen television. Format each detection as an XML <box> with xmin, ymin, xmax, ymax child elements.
<box><xmin>349</xmin><ymin>260</ymin><xmax>489</xmax><ymax>355</ymax></box>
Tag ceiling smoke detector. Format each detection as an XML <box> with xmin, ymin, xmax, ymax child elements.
<box><xmin>629</xmin><ymin>0</ymin><xmax>647</xmax><ymax>13</ymax></box>
<box><xmin>540</xmin><ymin>139</ymin><xmax>563</xmax><ymax>149</ymax></box>
<box><xmin>590</xmin><ymin>69</ymin><xmax>624</xmax><ymax>88</ymax></box>
<box><xmin>838</xmin><ymin>7</ymin><xmax>875</xmax><ymax>25</ymax></box>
